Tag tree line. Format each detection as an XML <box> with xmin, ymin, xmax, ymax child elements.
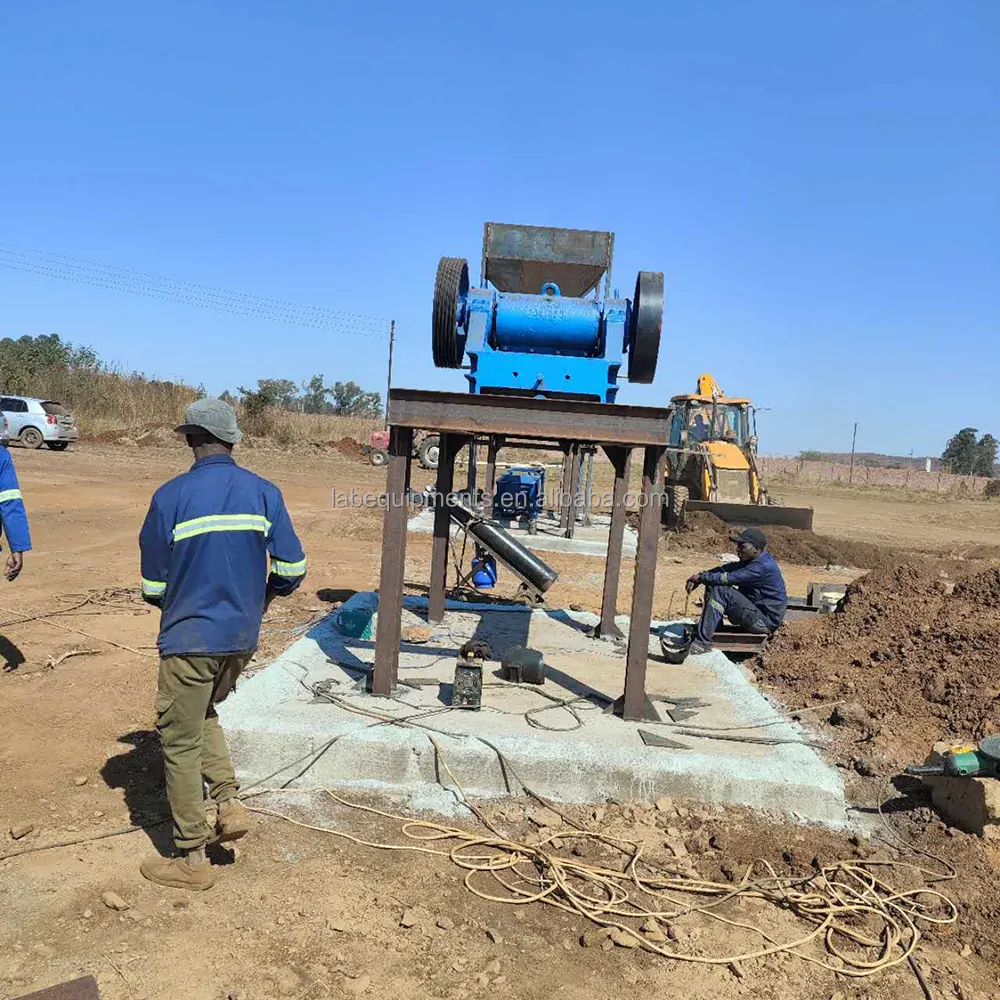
<box><xmin>232</xmin><ymin>377</ymin><xmax>382</xmax><ymax>418</ymax></box>
<box><xmin>0</xmin><ymin>335</ymin><xmax>383</xmax><ymax>420</ymax></box>
<box><xmin>941</xmin><ymin>427</ymin><xmax>998</xmax><ymax>478</ymax></box>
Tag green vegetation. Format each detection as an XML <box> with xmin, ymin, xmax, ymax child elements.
<box><xmin>941</xmin><ymin>427</ymin><xmax>997</xmax><ymax>478</ymax></box>
<box><xmin>0</xmin><ymin>334</ymin><xmax>382</xmax><ymax>445</ymax></box>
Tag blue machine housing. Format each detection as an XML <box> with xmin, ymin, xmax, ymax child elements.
<box><xmin>493</xmin><ymin>466</ymin><xmax>546</xmax><ymax>523</ymax></box>
<box><xmin>432</xmin><ymin>223</ymin><xmax>663</xmax><ymax>403</ymax></box>
<box><xmin>464</xmin><ymin>284</ymin><xmax>629</xmax><ymax>402</ymax></box>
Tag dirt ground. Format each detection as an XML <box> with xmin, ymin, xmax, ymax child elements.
<box><xmin>2</xmin><ymin>446</ymin><xmax>1000</xmax><ymax>1000</ymax></box>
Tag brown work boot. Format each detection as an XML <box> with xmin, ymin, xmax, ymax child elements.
<box><xmin>140</xmin><ymin>853</ymin><xmax>216</xmax><ymax>891</ymax></box>
<box><xmin>214</xmin><ymin>797</ymin><xmax>250</xmax><ymax>844</ymax></box>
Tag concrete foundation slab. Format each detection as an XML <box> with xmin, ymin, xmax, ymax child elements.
<box><xmin>407</xmin><ymin>507</ymin><xmax>638</xmax><ymax>558</ymax></box>
<box><xmin>222</xmin><ymin>593</ymin><xmax>846</xmax><ymax>826</ymax></box>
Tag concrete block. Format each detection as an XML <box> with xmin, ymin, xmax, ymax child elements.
<box><xmin>222</xmin><ymin>594</ymin><xmax>848</xmax><ymax>827</ymax></box>
<box><xmin>923</xmin><ymin>743</ymin><xmax>1000</xmax><ymax>839</ymax></box>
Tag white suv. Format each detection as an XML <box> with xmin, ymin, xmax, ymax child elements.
<box><xmin>0</xmin><ymin>396</ymin><xmax>78</xmax><ymax>450</ymax></box>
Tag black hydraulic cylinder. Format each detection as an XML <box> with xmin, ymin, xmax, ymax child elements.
<box><xmin>449</xmin><ymin>501</ymin><xmax>558</xmax><ymax>594</ymax></box>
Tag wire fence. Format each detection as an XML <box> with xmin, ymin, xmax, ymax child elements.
<box><xmin>759</xmin><ymin>456</ymin><xmax>996</xmax><ymax>496</ymax></box>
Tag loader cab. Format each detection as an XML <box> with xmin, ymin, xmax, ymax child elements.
<box><xmin>668</xmin><ymin>398</ymin><xmax>752</xmax><ymax>449</ymax></box>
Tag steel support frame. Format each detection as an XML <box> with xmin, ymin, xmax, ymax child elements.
<box><xmin>429</xmin><ymin>432</ymin><xmax>467</xmax><ymax>623</ymax></box>
<box><xmin>371</xmin><ymin>390</ymin><xmax>670</xmax><ymax>718</ymax></box>
<box><xmin>614</xmin><ymin>445</ymin><xmax>666</xmax><ymax>722</ymax></box>
<box><xmin>593</xmin><ymin>446</ymin><xmax>631</xmax><ymax>640</ymax></box>
<box><xmin>371</xmin><ymin>426</ymin><xmax>414</xmax><ymax>695</ymax></box>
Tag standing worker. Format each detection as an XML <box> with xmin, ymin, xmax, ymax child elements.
<box><xmin>138</xmin><ymin>398</ymin><xmax>306</xmax><ymax>890</ymax></box>
<box><xmin>680</xmin><ymin>527</ymin><xmax>786</xmax><ymax>657</ymax></box>
<box><xmin>0</xmin><ymin>444</ymin><xmax>30</xmax><ymax>582</ymax></box>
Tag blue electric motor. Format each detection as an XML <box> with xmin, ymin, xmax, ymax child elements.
<box><xmin>493</xmin><ymin>466</ymin><xmax>546</xmax><ymax>525</ymax></box>
<box><xmin>432</xmin><ymin>223</ymin><xmax>663</xmax><ymax>403</ymax></box>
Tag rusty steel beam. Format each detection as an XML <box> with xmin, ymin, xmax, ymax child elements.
<box><xmin>429</xmin><ymin>432</ymin><xmax>463</xmax><ymax>623</ymax></box>
<box><xmin>387</xmin><ymin>389</ymin><xmax>670</xmax><ymax>446</ymax></box>
<box><xmin>484</xmin><ymin>435</ymin><xmax>502</xmax><ymax>497</ymax></box>
<box><xmin>620</xmin><ymin>445</ymin><xmax>666</xmax><ymax>722</ymax></box>
<box><xmin>565</xmin><ymin>444</ymin><xmax>582</xmax><ymax>539</ymax></box>
<box><xmin>594</xmin><ymin>446</ymin><xmax>631</xmax><ymax>640</ymax></box>
<box><xmin>466</xmin><ymin>440</ymin><xmax>478</xmax><ymax>494</ymax></box>
<box><xmin>558</xmin><ymin>443</ymin><xmax>574</xmax><ymax>532</ymax></box>
<box><xmin>372</xmin><ymin>427</ymin><xmax>414</xmax><ymax>696</ymax></box>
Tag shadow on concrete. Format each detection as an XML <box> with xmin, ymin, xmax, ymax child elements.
<box><xmin>543</xmin><ymin>608</ymin><xmax>595</xmax><ymax>637</ymax></box>
<box><xmin>0</xmin><ymin>633</ymin><xmax>26</xmax><ymax>672</ymax></box>
<box><xmin>100</xmin><ymin>730</ymin><xmax>174</xmax><ymax>856</ymax></box>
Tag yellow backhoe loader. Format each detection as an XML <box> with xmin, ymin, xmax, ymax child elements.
<box><xmin>663</xmin><ymin>374</ymin><xmax>813</xmax><ymax>530</ymax></box>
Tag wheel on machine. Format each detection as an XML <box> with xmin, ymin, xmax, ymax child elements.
<box><xmin>627</xmin><ymin>270</ymin><xmax>664</xmax><ymax>384</ymax></box>
<box><xmin>432</xmin><ymin>257</ymin><xmax>469</xmax><ymax>368</ymax></box>
<box><xmin>418</xmin><ymin>435</ymin><xmax>440</xmax><ymax>470</ymax></box>
<box><xmin>664</xmin><ymin>483</ymin><xmax>688</xmax><ymax>529</ymax></box>
<box><xmin>20</xmin><ymin>427</ymin><xmax>44</xmax><ymax>450</ymax></box>
<box><xmin>369</xmin><ymin>448</ymin><xmax>388</xmax><ymax>467</ymax></box>
<box><xmin>46</xmin><ymin>441</ymin><xmax>70</xmax><ymax>451</ymax></box>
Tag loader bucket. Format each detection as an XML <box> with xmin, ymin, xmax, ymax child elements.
<box><xmin>685</xmin><ymin>500</ymin><xmax>814</xmax><ymax>532</ymax></box>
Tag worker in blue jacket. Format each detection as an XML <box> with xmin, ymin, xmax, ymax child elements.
<box><xmin>0</xmin><ymin>446</ymin><xmax>31</xmax><ymax>581</ymax></box>
<box><xmin>138</xmin><ymin>397</ymin><xmax>305</xmax><ymax>891</ymax></box>
<box><xmin>682</xmin><ymin>527</ymin><xmax>787</xmax><ymax>657</ymax></box>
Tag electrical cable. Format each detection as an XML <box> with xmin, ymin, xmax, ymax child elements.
<box><xmin>0</xmin><ymin>254</ymin><xmax>389</xmax><ymax>341</ymax></box>
<box><xmin>0</xmin><ymin>242</ymin><xmax>389</xmax><ymax>326</ymax></box>
<box><xmin>243</xmin><ymin>771</ymin><xmax>958</xmax><ymax>977</ymax></box>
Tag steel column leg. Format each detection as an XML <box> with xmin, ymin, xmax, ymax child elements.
<box><xmin>372</xmin><ymin>426</ymin><xmax>414</xmax><ymax>696</ymax></box>
<box><xmin>565</xmin><ymin>444</ymin><xmax>581</xmax><ymax>539</ymax></box>
<box><xmin>618</xmin><ymin>445</ymin><xmax>666</xmax><ymax>722</ymax></box>
<box><xmin>582</xmin><ymin>450</ymin><xmax>595</xmax><ymax>527</ymax></box>
<box><xmin>558</xmin><ymin>444</ymin><xmax>573</xmax><ymax>532</ymax></box>
<box><xmin>485</xmin><ymin>435</ymin><xmax>502</xmax><ymax>499</ymax></box>
<box><xmin>467</xmin><ymin>440</ymin><xmax>478</xmax><ymax>494</ymax></box>
<box><xmin>594</xmin><ymin>446</ymin><xmax>631</xmax><ymax>640</ymax></box>
<box><xmin>429</xmin><ymin>433</ymin><xmax>461</xmax><ymax>623</ymax></box>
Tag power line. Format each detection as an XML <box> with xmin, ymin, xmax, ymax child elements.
<box><xmin>0</xmin><ymin>242</ymin><xmax>391</xmax><ymax>340</ymax></box>
<box><xmin>0</xmin><ymin>242</ymin><xmax>387</xmax><ymax>327</ymax></box>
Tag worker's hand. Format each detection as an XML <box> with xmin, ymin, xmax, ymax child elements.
<box><xmin>685</xmin><ymin>574</ymin><xmax>701</xmax><ymax>594</ymax></box>
<box><xmin>5</xmin><ymin>551</ymin><xmax>23</xmax><ymax>582</ymax></box>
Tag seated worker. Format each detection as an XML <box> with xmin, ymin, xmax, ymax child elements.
<box><xmin>683</xmin><ymin>527</ymin><xmax>787</xmax><ymax>656</ymax></box>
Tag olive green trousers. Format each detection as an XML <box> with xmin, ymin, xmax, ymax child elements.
<box><xmin>155</xmin><ymin>653</ymin><xmax>251</xmax><ymax>851</ymax></box>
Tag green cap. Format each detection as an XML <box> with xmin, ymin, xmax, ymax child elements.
<box><xmin>175</xmin><ymin>397</ymin><xmax>242</xmax><ymax>445</ymax></box>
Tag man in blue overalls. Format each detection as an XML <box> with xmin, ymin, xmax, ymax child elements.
<box><xmin>0</xmin><ymin>446</ymin><xmax>31</xmax><ymax>582</ymax></box>
<box><xmin>139</xmin><ymin>398</ymin><xmax>305</xmax><ymax>890</ymax></box>
<box><xmin>684</xmin><ymin>527</ymin><xmax>787</xmax><ymax>656</ymax></box>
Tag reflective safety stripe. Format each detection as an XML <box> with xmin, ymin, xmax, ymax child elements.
<box><xmin>720</xmin><ymin>571</ymin><xmax>729</xmax><ymax>583</ymax></box>
<box><xmin>709</xmin><ymin>598</ymin><xmax>726</xmax><ymax>613</ymax></box>
<box><xmin>141</xmin><ymin>577</ymin><xmax>167</xmax><ymax>595</ymax></box>
<box><xmin>172</xmin><ymin>513</ymin><xmax>271</xmax><ymax>543</ymax></box>
<box><xmin>0</xmin><ymin>489</ymin><xmax>23</xmax><ymax>504</ymax></box>
<box><xmin>271</xmin><ymin>556</ymin><xmax>307</xmax><ymax>577</ymax></box>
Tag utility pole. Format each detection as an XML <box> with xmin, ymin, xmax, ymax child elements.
<box><xmin>384</xmin><ymin>319</ymin><xmax>395</xmax><ymax>429</ymax></box>
<box><xmin>848</xmin><ymin>422</ymin><xmax>858</xmax><ymax>484</ymax></box>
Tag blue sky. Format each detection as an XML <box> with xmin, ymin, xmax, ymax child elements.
<box><xmin>1</xmin><ymin>0</ymin><xmax>996</xmax><ymax>456</ymax></box>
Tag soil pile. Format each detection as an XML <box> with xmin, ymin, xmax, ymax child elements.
<box><xmin>665</xmin><ymin>511</ymin><xmax>894</xmax><ymax>569</ymax></box>
<box><xmin>335</xmin><ymin>436</ymin><xmax>365</xmax><ymax>460</ymax></box>
<box><xmin>755</xmin><ymin>563</ymin><xmax>1000</xmax><ymax>769</ymax></box>
<box><xmin>954</xmin><ymin>566</ymin><xmax>1000</xmax><ymax>608</ymax></box>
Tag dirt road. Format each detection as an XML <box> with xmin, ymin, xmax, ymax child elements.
<box><xmin>1</xmin><ymin>446</ymin><xmax>997</xmax><ymax>999</ymax></box>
